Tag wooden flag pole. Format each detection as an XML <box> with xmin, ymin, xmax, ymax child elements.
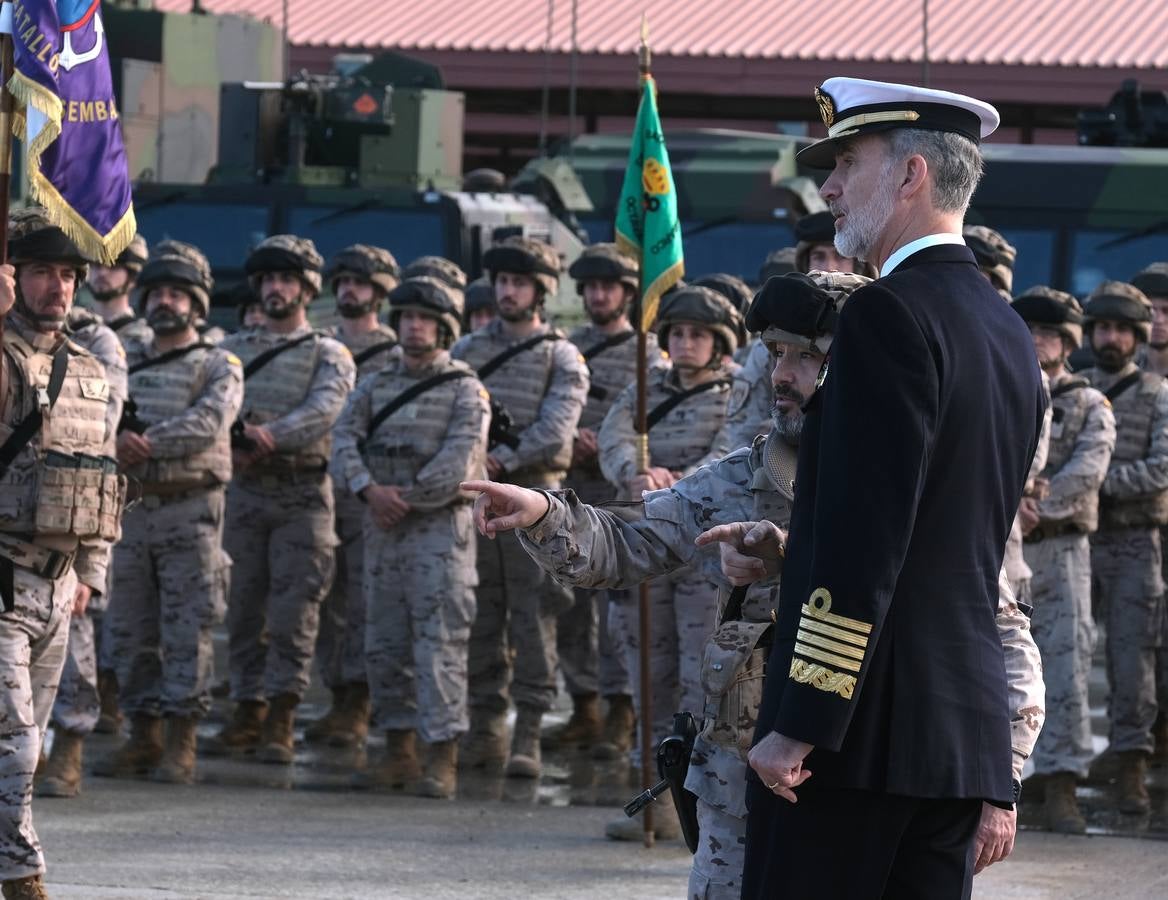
<box><xmin>0</xmin><ymin>32</ymin><xmax>15</xmax><ymax>383</ymax></box>
<box><xmin>634</xmin><ymin>15</ymin><xmax>655</xmax><ymax>850</ymax></box>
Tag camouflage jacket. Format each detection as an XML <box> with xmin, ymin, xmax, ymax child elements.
<box><xmin>520</xmin><ymin>432</ymin><xmax>1045</xmax><ymax>816</ymax></box>
<box><xmin>66</xmin><ymin>306</ymin><xmax>128</xmax><ymax>439</ymax></box>
<box><xmin>327</xmin><ymin>322</ymin><xmax>398</xmax><ymax>380</ymax></box>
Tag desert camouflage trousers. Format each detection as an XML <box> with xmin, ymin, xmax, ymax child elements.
<box><xmin>364</xmin><ymin>504</ymin><xmax>477</xmax><ymax>742</ymax></box>
<box><xmin>469</xmin><ymin>528</ymin><xmax>572</xmax><ymax>716</ymax></box>
<box><xmin>224</xmin><ymin>475</ymin><xmax>336</xmax><ymax>702</ymax></box>
<box><xmin>1024</xmin><ymin>533</ymin><xmax>1097</xmax><ymax>776</ymax></box>
<box><xmin>107</xmin><ymin>490</ymin><xmax>229</xmax><ymax>718</ymax></box>
<box><xmin>315</xmin><ymin>489</ymin><xmax>369</xmax><ymax>689</ymax></box>
<box><xmin>0</xmin><ymin>565</ymin><xmax>74</xmax><ymax>880</ymax></box>
<box><xmin>49</xmin><ymin>610</ymin><xmax>98</xmax><ymax>735</ymax></box>
<box><xmin>608</xmin><ymin>566</ymin><xmax>720</xmax><ymax>746</ymax></box>
<box><xmin>1091</xmin><ymin>527</ymin><xmax>1164</xmax><ymax>754</ymax></box>
<box><xmin>689</xmin><ymin>800</ymin><xmax>746</xmax><ymax>900</ymax></box>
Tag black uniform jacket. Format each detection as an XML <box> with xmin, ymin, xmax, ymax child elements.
<box><xmin>753</xmin><ymin>243</ymin><xmax>1047</xmax><ymax>804</ymax></box>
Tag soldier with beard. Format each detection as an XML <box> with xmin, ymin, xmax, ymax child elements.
<box><xmin>84</xmin><ymin>233</ymin><xmax>151</xmax><ymax>344</ymax></box>
<box><xmin>94</xmin><ymin>241</ymin><xmax>243</xmax><ymax>786</ymax></box>
<box><xmin>1013</xmin><ymin>287</ymin><xmax>1115</xmax><ymax>833</ymax></box>
<box><xmin>333</xmin><ymin>277</ymin><xmax>488</xmax><ymax>798</ymax></box>
<box><xmin>1080</xmin><ymin>280</ymin><xmax>1168</xmax><ymax>815</ymax></box>
<box><xmin>556</xmin><ymin>244</ymin><xmax>662</xmax><ymax>754</ymax></box>
<box><xmin>461</xmin><ymin>270</ymin><xmax>1043</xmax><ymax>896</ymax></box>
<box><xmin>450</xmin><ymin>236</ymin><xmax>589</xmax><ymax>779</ymax></box>
<box><xmin>306</xmin><ymin>245</ymin><xmax>400</xmax><ymax>749</ymax></box>
<box><xmin>0</xmin><ymin>209</ymin><xmax>124</xmax><ymax>900</ymax></box>
<box><xmin>1131</xmin><ymin>262</ymin><xmax>1168</xmax><ymax>762</ymax></box>
<box><xmin>205</xmin><ymin>235</ymin><xmax>356</xmax><ymax>764</ymax></box>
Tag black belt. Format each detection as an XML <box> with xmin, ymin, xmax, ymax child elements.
<box><xmin>1024</xmin><ymin>522</ymin><xmax>1087</xmax><ymax>544</ymax></box>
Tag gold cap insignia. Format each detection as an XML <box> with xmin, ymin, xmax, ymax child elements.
<box><xmin>815</xmin><ymin>86</ymin><xmax>835</xmax><ymax>128</ymax></box>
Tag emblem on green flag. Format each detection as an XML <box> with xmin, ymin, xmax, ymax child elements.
<box><xmin>615</xmin><ymin>76</ymin><xmax>684</xmax><ymax>332</ymax></box>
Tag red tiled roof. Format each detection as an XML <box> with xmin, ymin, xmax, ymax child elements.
<box><xmin>155</xmin><ymin>0</ymin><xmax>1168</xmax><ymax>69</ymax></box>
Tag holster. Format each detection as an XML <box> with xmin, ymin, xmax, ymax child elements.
<box><xmin>658</xmin><ymin>711</ymin><xmax>700</xmax><ymax>854</ymax></box>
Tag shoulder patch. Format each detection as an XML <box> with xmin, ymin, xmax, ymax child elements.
<box><xmin>727</xmin><ymin>379</ymin><xmax>750</xmax><ymax>416</ymax></box>
<box><xmin>478</xmin><ymin>388</ymin><xmax>490</xmax><ymax>401</ymax></box>
<box><xmin>226</xmin><ymin>352</ymin><xmax>242</xmax><ymax>367</ymax></box>
<box><xmin>577</xmin><ymin>352</ymin><xmax>586</xmax><ymax>365</ymax></box>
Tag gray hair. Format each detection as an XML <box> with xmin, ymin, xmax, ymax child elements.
<box><xmin>884</xmin><ymin>129</ymin><xmax>984</xmax><ymax>215</ymax></box>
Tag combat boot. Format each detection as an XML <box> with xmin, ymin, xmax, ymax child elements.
<box><xmin>35</xmin><ymin>730</ymin><xmax>85</xmax><ymax>798</ymax></box>
<box><xmin>199</xmin><ymin>700</ymin><xmax>267</xmax><ymax>757</ymax></box>
<box><xmin>353</xmin><ymin>730</ymin><xmax>421</xmax><ymax>791</ymax></box>
<box><xmin>557</xmin><ymin>693</ymin><xmax>603</xmax><ymax>748</ymax></box>
<box><xmin>256</xmin><ymin>693</ymin><xmax>299</xmax><ymax>765</ymax></box>
<box><xmin>94</xmin><ymin>669</ymin><xmax>122</xmax><ymax>735</ymax></box>
<box><xmin>1</xmin><ymin>874</ymin><xmax>48</xmax><ymax>899</ymax></box>
<box><xmin>327</xmin><ymin>682</ymin><xmax>370</xmax><ymax>748</ymax></box>
<box><xmin>303</xmin><ymin>686</ymin><xmax>346</xmax><ymax>744</ymax></box>
<box><xmin>1116</xmin><ymin>750</ymin><xmax>1151</xmax><ymax>815</ymax></box>
<box><xmin>505</xmin><ymin>705</ymin><xmax>543</xmax><ymax>779</ymax></box>
<box><xmin>416</xmin><ymin>739</ymin><xmax>458</xmax><ymax>799</ymax></box>
<box><xmin>92</xmin><ymin>714</ymin><xmax>163</xmax><ymax>778</ymax></box>
<box><xmin>151</xmin><ymin>716</ymin><xmax>199</xmax><ymax>784</ymax></box>
<box><xmin>605</xmin><ymin>790</ymin><xmax>682</xmax><ymax>842</ymax></box>
<box><xmin>593</xmin><ymin>694</ymin><xmax>635</xmax><ymax>760</ymax></box>
<box><xmin>459</xmin><ymin>713</ymin><xmax>508</xmax><ymax>770</ymax></box>
<box><xmin>1044</xmin><ymin>772</ymin><xmax>1086</xmax><ymax>834</ymax></box>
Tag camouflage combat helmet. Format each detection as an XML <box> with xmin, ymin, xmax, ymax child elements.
<box><xmin>464</xmin><ymin>277</ymin><xmax>495</xmax><ymax>315</ymax></box>
<box><xmin>655</xmin><ymin>285</ymin><xmax>743</xmax><ymax>358</ymax></box>
<box><xmin>244</xmin><ymin>234</ymin><xmax>324</xmax><ymax>297</ymax></box>
<box><xmin>483</xmin><ymin>236</ymin><xmax>560</xmax><ymax>298</ymax></box>
<box><xmin>115</xmin><ymin>233</ymin><xmax>149</xmax><ymax>275</ymax></box>
<box><xmin>694</xmin><ymin>273</ymin><xmax>754</xmax><ymax>348</ymax></box>
<box><xmin>8</xmin><ymin>206</ymin><xmax>89</xmax><ymax>282</ymax></box>
<box><xmin>567</xmin><ymin>243</ymin><xmax>639</xmax><ymax>293</ymax></box>
<box><xmin>326</xmin><ymin>244</ymin><xmax>400</xmax><ymax>296</ymax></box>
<box><xmin>402</xmin><ymin>256</ymin><xmax>467</xmax><ymax>291</ymax></box>
<box><xmin>1083</xmin><ymin>280</ymin><xmax>1153</xmax><ymax>343</ymax></box>
<box><xmin>963</xmin><ymin>225</ymin><xmax>1017</xmax><ymax>294</ymax></box>
<box><xmin>793</xmin><ymin>211</ymin><xmax>837</xmax><ymax>274</ymax></box>
<box><xmin>1011</xmin><ymin>285</ymin><xmax>1084</xmax><ymax>348</ymax></box>
<box><xmin>747</xmin><ymin>271</ymin><xmax>873</xmax><ymax>355</ymax></box>
<box><xmin>388</xmin><ymin>276</ymin><xmax>464</xmax><ymax>348</ymax></box>
<box><xmin>758</xmin><ymin>247</ymin><xmax>797</xmax><ymax>284</ymax></box>
<box><xmin>136</xmin><ymin>239</ymin><xmax>214</xmax><ymax>318</ymax></box>
<box><xmin>1131</xmin><ymin>262</ymin><xmax>1168</xmax><ymax>301</ymax></box>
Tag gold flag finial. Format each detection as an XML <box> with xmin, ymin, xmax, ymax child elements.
<box><xmin>638</xmin><ymin>14</ymin><xmax>651</xmax><ymax>78</ymax></box>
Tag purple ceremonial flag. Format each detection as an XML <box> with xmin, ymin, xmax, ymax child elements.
<box><xmin>6</xmin><ymin>0</ymin><xmax>136</xmax><ymax>263</ymax></box>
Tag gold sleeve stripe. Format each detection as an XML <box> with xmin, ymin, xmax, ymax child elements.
<box><xmin>794</xmin><ymin>642</ymin><xmax>862</xmax><ymax>673</ymax></box>
<box><xmin>789</xmin><ymin>658</ymin><xmax>856</xmax><ymax>699</ymax></box>
<box><xmin>798</xmin><ymin>617</ymin><xmax>868</xmax><ymax>649</ymax></box>
<box><xmin>796</xmin><ymin>629</ymin><xmax>866</xmax><ymax>661</ymax></box>
<box><xmin>803</xmin><ymin>587</ymin><xmax>873</xmax><ymax>635</ymax></box>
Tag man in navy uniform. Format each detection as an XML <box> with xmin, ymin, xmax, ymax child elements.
<box><xmin>736</xmin><ymin>78</ymin><xmax>1048</xmax><ymax>899</ymax></box>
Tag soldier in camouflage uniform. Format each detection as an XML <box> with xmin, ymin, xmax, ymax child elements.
<box><xmin>34</xmin><ymin>304</ymin><xmax>127</xmax><ymax>799</ymax></box>
<box><xmin>93</xmin><ymin>241</ymin><xmax>243</xmax><ymax>786</ymax></box>
<box><xmin>1013</xmin><ymin>287</ymin><xmax>1116</xmax><ymax>833</ymax></box>
<box><xmin>597</xmin><ymin>285</ymin><xmax>741</xmax><ymax>833</ymax></box>
<box><xmin>402</xmin><ymin>256</ymin><xmax>467</xmax><ymax>293</ymax></box>
<box><xmin>84</xmin><ymin>232</ymin><xmax>151</xmax><ymax>345</ymax></box>
<box><xmin>307</xmin><ymin>244</ymin><xmax>400</xmax><ymax>749</ymax></box>
<box><xmin>1079</xmin><ymin>280</ymin><xmax>1168</xmax><ymax>815</ymax></box>
<box><xmin>464</xmin><ymin>277</ymin><xmax>496</xmax><ymax>333</ymax></box>
<box><xmin>205</xmin><ymin>235</ymin><xmax>356</xmax><ymax>765</ymax></box>
<box><xmin>449</xmin><ymin>236</ymin><xmax>589</xmax><ymax>778</ymax></box>
<box><xmin>0</xmin><ymin>210</ymin><xmax>124</xmax><ymax>899</ymax></box>
<box><xmin>964</xmin><ymin>224</ymin><xmax>1017</xmax><ymax>302</ymax></box>
<box><xmin>1131</xmin><ymin>262</ymin><xmax>1168</xmax><ymax>762</ymax></box>
<box><xmin>558</xmin><ymin>244</ymin><xmax>662</xmax><ymax>753</ymax></box>
<box><xmin>692</xmin><ymin>274</ymin><xmax>753</xmax><ymax>365</ymax></box>
<box><xmin>462</xmin><ymin>271</ymin><xmax>1044</xmax><ymax>898</ymax></box>
<box><xmin>333</xmin><ymin>277</ymin><xmax>489</xmax><ymax>799</ymax></box>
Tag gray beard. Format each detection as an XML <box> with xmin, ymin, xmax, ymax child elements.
<box><xmin>772</xmin><ymin>411</ymin><xmax>802</xmax><ymax>446</ymax></box>
<box><xmin>833</xmin><ymin>169</ymin><xmax>897</xmax><ymax>262</ymax></box>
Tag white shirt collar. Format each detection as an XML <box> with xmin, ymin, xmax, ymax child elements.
<box><xmin>879</xmin><ymin>233</ymin><xmax>966</xmax><ymax>278</ymax></box>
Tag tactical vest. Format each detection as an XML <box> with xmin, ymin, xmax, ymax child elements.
<box><xmin>1090</xmin><ymin>367</ymin><xmax>1168</xmax><ymax>528</ymax></box>
<box><xmin>230</xmin><ymin>330</ymin><xmax>330</xmax><ymax>468</ymax></box>
<box><xmin>0</xmin><ymin>326</ymin><xmax>121</xmax><ymax>541</ymax></box>
<box><xmin>569</xmin><ymin>324</ymin><xmax>650</xmax><ymax>431</ymax></box>
<box><xmin>646</xmin><ymin>366</ymin><xmax>733</xmax><ymax>472</ymax></box>
<box><xmin>453</xmin><ymin>321</ymin><xmax>572</xmax><ymax>472</ymax></box>
<box><xmin>332</xmin><ymin>324</ymin><xmax>397</xmax><ymax>379</ymax></box>
<box><xmin>361</xmin><ymin>354</ymin><xmax>480</xmax><ymax>490</ymax></box>
<box><xmin>1041</xmin><ymin>377</ymin><xmax>1100</xmax><ymax>532</ymax></box>
<box><xmin>124</xmin><ymin>343</ymin><xmax>232</xmax><ymax>486</ymax></box>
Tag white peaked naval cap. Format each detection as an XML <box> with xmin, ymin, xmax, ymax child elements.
<box><xmin>798</xmin><ymin>77</ymin><xmax>1001</xmax><ymax>168</ymax></box>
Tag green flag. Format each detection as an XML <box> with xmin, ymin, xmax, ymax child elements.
<box><xmin>615</xmin><ymin>76</ymin><xmax>684</xmax><ymax>332</ymax></box>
